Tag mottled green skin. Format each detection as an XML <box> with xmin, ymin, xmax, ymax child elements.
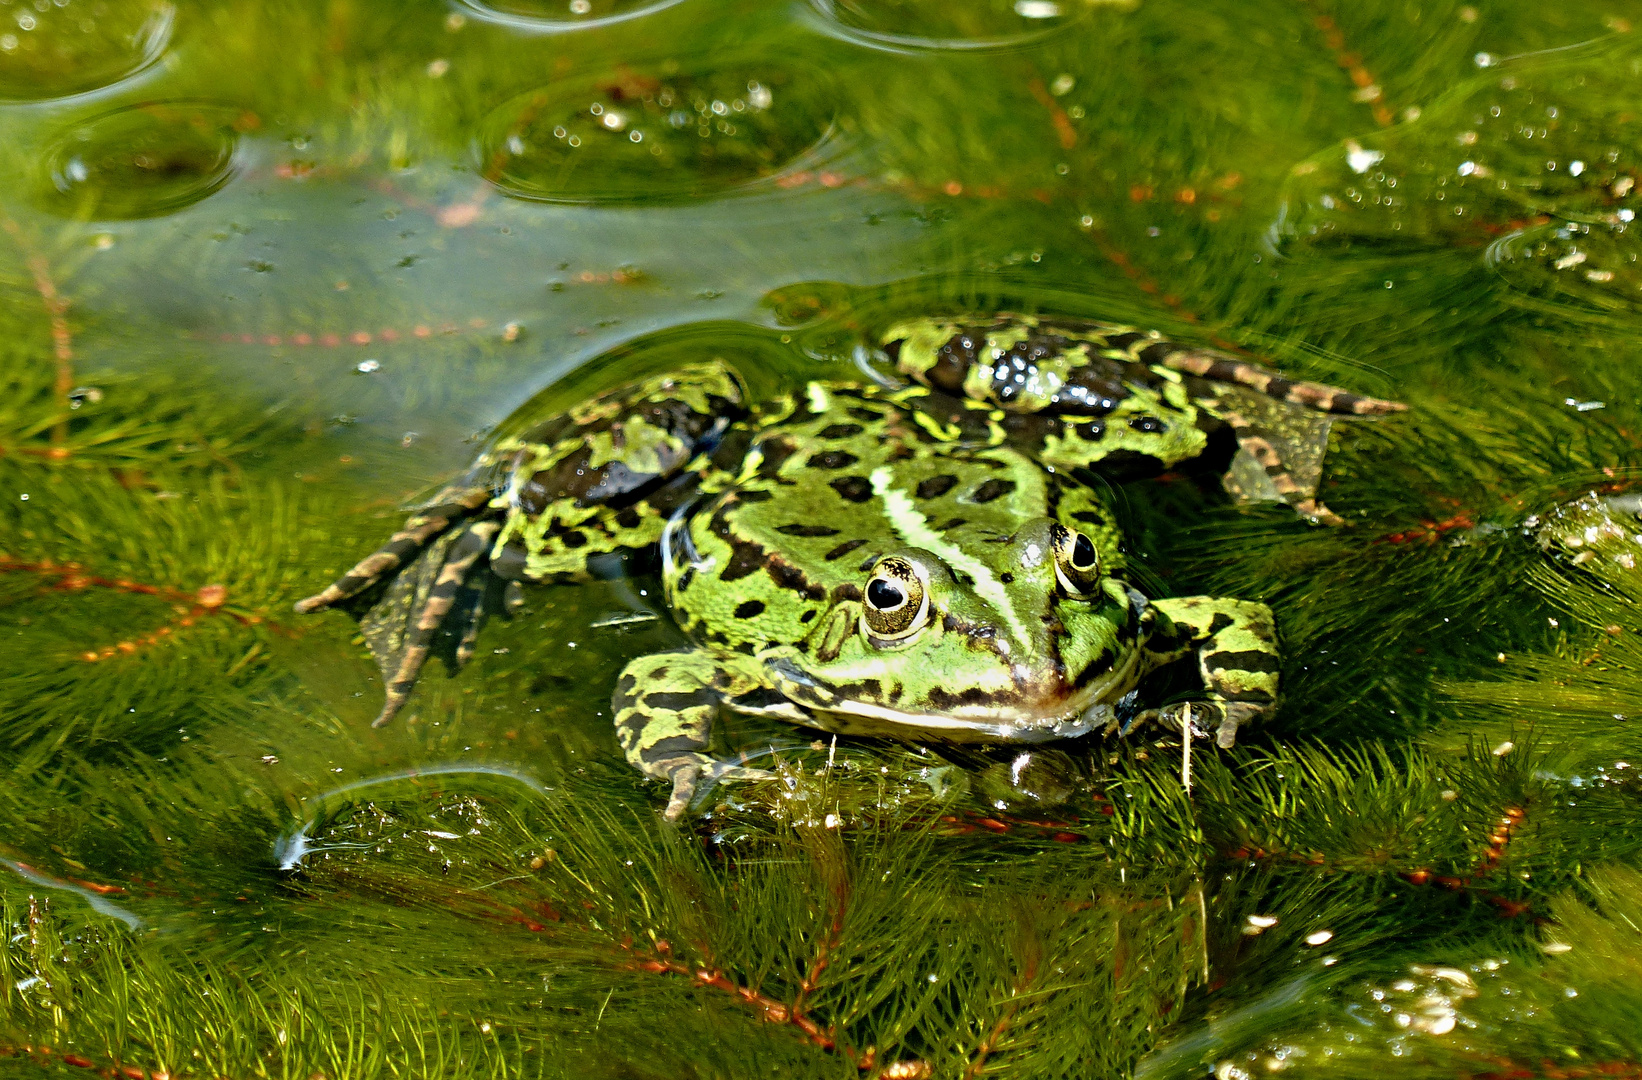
<box><xmin>300</xmin><ymin>315</ymin><xmax>1401</xmax><ymax>818</ymax></box>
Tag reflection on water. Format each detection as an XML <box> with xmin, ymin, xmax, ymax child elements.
<box><xmin>41</xmin><ymin>101</ymin><xmax>244</xmax><ymax>219</ymax></box>
<box><xmin>479</xmin><ymin>64</ymin><xmax>836</xmax><ymax>204</ymax></box>
<box><xmin>0</xmin><ymin>0</ymin><xmax>172</xmax><ymax>101</ymax></box>
<box><xmin>458</xmin><ymin>0</ymin><xmax>688</xmax><ymax>31</ymax></box>
<box><xmin>807</xmin><ymin>0</ymin><xmax>1115</xmax><ymax>51</ymax></box>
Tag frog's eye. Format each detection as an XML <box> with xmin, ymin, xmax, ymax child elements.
<box><xmin>1051</xmin><ymin>524</ymin><xmax>1101</xmax><ymax>596</ymax></box>
<box><xmin>861</xmin><ymin>556</ymin><xmax>930</xmax><ymax>642</ymax></box>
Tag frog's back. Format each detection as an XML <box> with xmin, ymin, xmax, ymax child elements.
<box><xmin>668</xmin><ymin>382</ymin><xmax>1122</xmax><ymax>652</ymax></box>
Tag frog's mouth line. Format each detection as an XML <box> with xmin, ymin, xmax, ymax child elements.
<box><xmin>759</xmin><ymin>649</ymin><xmax>1137</xmax><ymax>743</ymax></box>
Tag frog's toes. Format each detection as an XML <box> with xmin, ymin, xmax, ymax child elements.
<box><xmin>372</xmin><ymin>519</ymin><xmax>501</xmax><ymax>727</ymax></box>
<box><xmin>1144</xmin><ymin>700</ymin><xmax>1264</xmax><ymax>749</ymax></box>
<box><xmin>661</xmin><ymin>757</ymin><xmax>776</xmax><ymax>821</ymax></box>
<box><xmin>296</xmin><ymin>484</ymin><xmax>493</xmax><ymax>613</ymax></box>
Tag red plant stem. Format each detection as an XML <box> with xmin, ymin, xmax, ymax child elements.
<box><xmin>1304</xmin><ymin>5</ymin><xmax>1395</xmax><ymax>127</ymax></box>
<box><xmin>1026</xmin><ymin>76</ymin><xmax>1078</xmax><ymax>150</ymax></box>
<box><xmin>0</xmin><ymin>555</ymin><xmax>277</xmax><ymax>661</ymax></box>
<box><xmin>1</xmin><ymin>217</ymin><xmax>75</xmax><ymax>449</ymax></box>
<box><xmin>793</xmin><ymin>879</ymin><xmax>849</xmax><ymax>1023</ymax></box>
<box><xmin>964</xmin><ymin>952</ymin><xmax>1041</xmax><ymax>1079</ymax></box>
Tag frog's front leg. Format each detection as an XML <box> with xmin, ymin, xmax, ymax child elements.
<box><xmin>1139</xmin><ymin>597</ymin><xmax>1279</xmax><ymax>748</ymax></box>
<box><xmin>612</xmin><ymin>649</ymin><xmax>776</xmax><ymax>820</ymax></box>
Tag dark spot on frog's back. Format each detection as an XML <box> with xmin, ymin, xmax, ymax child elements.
<box><xmin>926</xmin><ymin>332</ymin><xmax>979</xmax><ymax>393</ymax></box>
<box><xmin>969</xmin><ymin>478</ymin><xmax>1016</xmax><ymax>503</ymax></box>
<box><xmin>830</xmin><ymin>476</ymin><xmax>873</xmax><ymax>503</ymax></box>
<box><xmin>817</xmin><ymin>423</ymin><xmax>864</xmax><ymax>440</ymax></box>
<box><xmin>1128</xmin><ymin>415</ymin><xmax>1165</xmax><ymax>434</ymax></box>
<box><xmin>720</xmin><ymin>540</ymin><xmax>768</xmax><ymax>582</ymax></box>
<box><xmin>1207</xmin><ymin>649</ymin><xmax>1281</xmax><ymax>673</ymax></box>
<box><xmin>777</xmin><ymin>523</ymin><xmax>840</xmax><ymax>537</ymax></box>
<box><xmin>916</xmin><ymin>474</ymin><xmax>958</xmax><ymax>499</ymax></box>
<box><xmin>1090</xmin><ymin>449</ymin><xmax>1165</xmax><ymax>480</ymax></box>
<box><xmin>643</xmin><ymin>688</ymin><xmax>719</xmax><ymax>712</ymax></box>
<box><xmin>559</xmin><ymin>529</ymin><xmax>587</xmax><ymax>548</ymax></box>
<box><xmin>1001</xmin><ymin>414</ymin><xmax>1061</xmax><ymax>444</ymax></box>
<box><xmin>615</xmin><ymin>509</ymin><xmax>642</xmax><ymax>529</ymax></box>
<box><xmin>734</xmin><ymin>599</ymin><xmax>766</xmax><ymax>619</ymax></box>
<box><xmin>754</xmin><ymin>434</ymin><xmax>799</xmax><ymax>478</ymax></box>
<box><xmin>768</xmin><ymin>556</ymin><xmax>826</xmax><ymax>600</ymax></box>
<box><xmin>824</xmin><ymin>538</ymin><xmax>868</xmax><ymax>560</ymax></box>
<box><xmin>808</xmin><ymin>450</ymin><xmax>860</xmax><ymax>470</ymax></box>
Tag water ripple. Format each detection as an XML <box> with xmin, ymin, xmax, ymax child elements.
<box><xmin>41</xmin><ymin>101</ymin><xmax>245</xmax><ymax>220</ymax></box>
<box><xmin>477</xmin><ymin>62</ymin><xmax>836</xmax><ymax>205</ymax></box>
<box><xmin>0</xmin><ymin>0</ymin><xmax>173</xmax><ymax>102</ymax></box>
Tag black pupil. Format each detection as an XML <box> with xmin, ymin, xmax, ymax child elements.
<box><xmin>867</xmin><ymin>578</ymin><xmax>905</xmax><ymax>610</ymax></box>
<box><xmin>1072</xmin><ymin>533</ymin><xmax>1096</xmax><ymax>569</ymax></box>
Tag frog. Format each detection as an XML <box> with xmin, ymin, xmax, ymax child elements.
<box><xmin>297</xmin><ymin>315</ymin><xmax>1403</xmax><ymax>819</ymax></box>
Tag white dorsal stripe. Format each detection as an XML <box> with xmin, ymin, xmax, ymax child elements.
<box><xmin>868</xmin><ymin>465</ymin><xmax>1028</xmax><ymax>642</ymax></box>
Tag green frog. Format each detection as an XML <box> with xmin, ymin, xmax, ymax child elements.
<box><xmin>297</xmin><ymin>316</ymin><xmax>1402</xmax><ymax>818</ymax></box>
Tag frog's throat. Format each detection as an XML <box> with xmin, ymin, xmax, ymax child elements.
<box><xmin>759</xmin><ymin>647</ymin><xmax>1138</xmax><ymax>743</ymax></box>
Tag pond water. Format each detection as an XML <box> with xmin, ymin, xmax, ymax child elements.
<box><xmin>6</xmin><ymin>1</ymin><xmax>1642</xmax><ymax>1077</ymax></box>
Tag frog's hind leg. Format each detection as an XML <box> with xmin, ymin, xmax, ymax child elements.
<box><xmin>295</xmin><ymin>484</ymin><xmax>494</xmax><ymax>614</ymax></box>
<box><xmin>1159</xmin><ymin>350</ymin><xmax>1405</xmax><ymax>417</ymax></box>
<box><xmin>373</xmin><ymin>519</ymin><xmax>501</xmax><ymax>727</ymax></box>
<box><xmin>1213</xmin><ymin>403</ymin><xmax>1345</xmax><ymax>526</ymax></box>
<box><xmin>1159</xmin><ymin>351</ymin><xmax>1403</xmax><ymax>525</ymax></box>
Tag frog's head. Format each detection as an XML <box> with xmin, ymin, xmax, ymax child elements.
<box><xmin>765</xmin><ymin>517</ymin><xmax>1144</xmax><ymax>741</ymax></box>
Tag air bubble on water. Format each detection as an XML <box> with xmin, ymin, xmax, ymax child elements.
<box><xmin>356</xmin><ymin>359</ymin><xmax>381</xmax><ymax>373</ymax></box>
<box><xmin>1345</xmin><ymin>141</ymin><xmax>1384</xmax><ymax>174</ymax></box>
<box><xmin>1014</xmin><ymin>0</ymin><xmax>1060</xmax><ymax>17</ymax></box>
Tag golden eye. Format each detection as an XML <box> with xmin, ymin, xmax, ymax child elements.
<box><xmin>861</xmin><ymin>556</ymin><xmax>930</xmax><ymax>641</ymax></box>
<box><xmin>1051</xmin><ymin>524</ymin><xmax>1102</xmax><ymax>595</ymax></box>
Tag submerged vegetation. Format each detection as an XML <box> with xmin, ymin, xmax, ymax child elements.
<box><xmin>7</xmin><ymin>0</ymin><xmax>1642</xmax><ymax>1076</ymax></box>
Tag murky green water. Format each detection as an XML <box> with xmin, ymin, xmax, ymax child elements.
<box><xmin>8</xmin><ymin>1</ymin><xmax>1642</xmax><ymax>1077</ymax></box>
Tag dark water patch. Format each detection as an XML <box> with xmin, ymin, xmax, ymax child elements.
<box><xmin>41</xmin><ymin>101</ymin><xmax>245</xmax><ymax>220</ymax></box>
<box><xmin>478</xmin><ymin>63</ymin><xmax>834</xmax><ymax>204</ymax></box>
